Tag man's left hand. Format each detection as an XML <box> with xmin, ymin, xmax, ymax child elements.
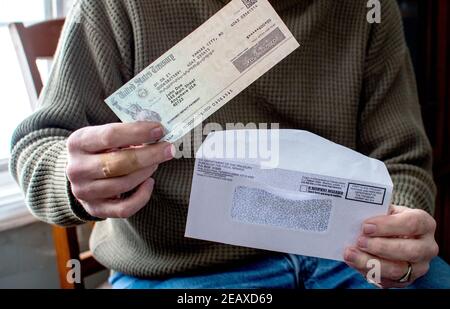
<box><xmin>344</xmin><ymin>205</ymin><xmax>439</xmax><ymax>288</ymax></box>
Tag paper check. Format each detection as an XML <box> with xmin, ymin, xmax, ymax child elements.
<box><xmin>105</xmin><ymin>0</ymin><xmax>300</xmax><ymax>142</ymax></box>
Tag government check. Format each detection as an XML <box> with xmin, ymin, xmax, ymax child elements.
<box><xmin>105</xmin><ymin>0</ymin><xmax>300</xmax><ymax>143</ymax></box>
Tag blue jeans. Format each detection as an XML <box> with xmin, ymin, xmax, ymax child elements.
<box><xmin>109</xmin><ymin>255</ymin><xmax>450</xmax><ymax>289</ymax></box>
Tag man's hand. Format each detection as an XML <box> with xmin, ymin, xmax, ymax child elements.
<box><xmin>66</xmin><ymin>122</ymin><xmax>175</xmax><ymax>219</ymax></box>
<box><xmin>344</xmin><ymin>205</ymin><xmax>439</xmax><ymax>288</ymax></box>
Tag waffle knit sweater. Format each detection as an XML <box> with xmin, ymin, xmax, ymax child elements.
<box><xmin>9</xmin><ymin>0</ymin><xmax>436</xmax><ymax>278</ymax></box>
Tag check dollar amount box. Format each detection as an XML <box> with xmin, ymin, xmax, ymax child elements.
<box><xmin>105</xmin><ymin>0</ymin><xmax>300</xmax><ymax>143</ymax></box>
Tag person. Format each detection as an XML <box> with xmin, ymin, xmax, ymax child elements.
<box><xmin>9</xmin><ymin>0</ymin><xmax>450</xmax><ymax>288</ymax></box>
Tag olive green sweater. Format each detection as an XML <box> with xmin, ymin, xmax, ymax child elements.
<box><xmin>10</xmin><ymin>0</ymin><xmax>435</xmax><ymax>278</ymax></box>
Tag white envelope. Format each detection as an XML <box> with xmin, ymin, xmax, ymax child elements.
<box><xmin>185</xmin><ymin>130</ymin><xmax>393</xmax><ymax>261</ymax></box>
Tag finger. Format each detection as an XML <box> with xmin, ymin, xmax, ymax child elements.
<box><xmin>98</xmin><ymin>143</ymin><xmax>174</xmax><ymax>178</ymax></box>
<box><xmin>67</xmin><ymin>152</ymin><xmax>100</xmax><ymax>181</ymax></box>
<box><xmin>344</xmin><ymin>247</ymin><xmax>407</xmax><ymax>281</ymax></box>
<box><xmin>71</xmin><ymin>165</ymin><xmax>158</xmax><ymax>200</ymax></box>
<box><xmin>362</xmin><ymin>208</ymin><xmax>436</xmax><ymax>237</ymax></box>
<box><xmin>344</xmin><ymin>247</ymin><xmax>425</xmax><ymax>288</ymax></box>
<box><xmin>68</xmin><ymin>122</ymin><xmax>164</xmax><ymax>153</ymax></box>
<box><xmin>388</xmin><ymin>205</ymin><xmax>409</xmax><ymax>215</ymax></box>
<box><xmin>356</xmin><ymin>235</ymin><xmax>438</xmax><ymax>263</ymax></box>
<box><xmin>71</xmin><ymin>143</ymin><xmax>174</xmax><ymax>180</ymax></box>
<box><xmin>379</xmin><ymin>262</ymin><xmax>430</xmax><ymax>287</ymax></box>
<box><xmin>84</xmin><ymin>178</ymin><xmax>155</xmax><ymax>219</ymax></box>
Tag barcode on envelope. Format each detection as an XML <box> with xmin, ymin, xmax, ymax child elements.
<box><xmin>231</xmin><ymin>186</ymin><xmax>332</xmax><ymax>232</ymax></box>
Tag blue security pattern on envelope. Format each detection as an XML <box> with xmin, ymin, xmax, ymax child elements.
<box><xmin>185</xmin><ymin>130</ymin><xmax>393</xmax><ymax>262</ymax></box>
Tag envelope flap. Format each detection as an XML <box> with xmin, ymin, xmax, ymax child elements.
<box><xmin>196</xmin><ymin>129</ymin><xmax>393</xmax><ymax>187</ymax></box>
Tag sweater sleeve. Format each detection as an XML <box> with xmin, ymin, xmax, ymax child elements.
<box><xmin>9</xmin><ymin>1</ymin><xmax>131</xmax><ymax>226</ymax></box>
<box><xmin>358</xmin><ymin>0</ymin><xmax>436</xmax><ymax>214</ymax></box>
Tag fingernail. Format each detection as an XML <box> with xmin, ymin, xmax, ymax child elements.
<box><xmin>344</xmin><ymin>248</ymin><xmax>358</xmax><ymax>262</ymax></box>
<box><xmin>358</xmin><ymin>236</ymin><xmax>368</xmax><ymax>249</ymax></box>
<box><xmin>150</xmin><ymin>127</ymin><xmax>164</xmax><ymax>139</ymax></box>
<box><xmin>363</xmin><ymin>223</ymin><xmax>377</xmax><ymax>235</ymax></box>
<box><xmin>165</xmin><ymin>144</ymin><xmax>176</xmax><ymax>159</ymax></box>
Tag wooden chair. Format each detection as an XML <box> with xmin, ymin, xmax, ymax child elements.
<box><xmin>9</xmin><ymin>19</ymin><xmax>106</xmax><ymax>289</ymax></box>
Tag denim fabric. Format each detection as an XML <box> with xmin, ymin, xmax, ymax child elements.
<box><xmin>109</xmin><ymin>255</ymin><xmax>450</xmax><ymax>289</ymax></box>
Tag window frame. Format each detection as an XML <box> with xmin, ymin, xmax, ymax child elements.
<box><xmin>0</xmin><ymin>158</ymin><xmax>36</xmax><ymax>232</ymax></box>
<box><xmin>0</xmin><ymin>0</ymin><xmax>68</xmax><ymax>231</ymax></box>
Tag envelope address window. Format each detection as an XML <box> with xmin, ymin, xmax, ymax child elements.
<box><xmin>231</xmin><ymin>186</ymin><xmax>333</xmax><ymax>232</ymax></box>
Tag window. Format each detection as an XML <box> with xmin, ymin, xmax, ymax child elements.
<box><xmin>0</xmin><ymin>0</ymin><xmax>73</xmax><ymax>231</ymax></box>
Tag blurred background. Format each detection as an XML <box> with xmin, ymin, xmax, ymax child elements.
<box><xmin>0</xmin><ymin>0</ymin><xmax>448</xmax><ymax>288</ymax></box>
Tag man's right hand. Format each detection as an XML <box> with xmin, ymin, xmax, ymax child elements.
<box><xmin>66</xmin><ymin>122</ymin><xmax>174</xmax><ymax>219</ymax></box>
